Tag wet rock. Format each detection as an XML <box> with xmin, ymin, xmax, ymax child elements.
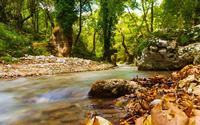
<box><xmin>88</xmin><ymin>79</ymin><xmax>139</xmax><ymax>98</ymax></box>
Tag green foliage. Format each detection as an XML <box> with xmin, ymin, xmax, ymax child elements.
<box><xmin>99</xmin><ymin>0</ymin><xmax>125</xmax><ymax>61</ymax></box>
<box><xmin>161</xmin><ymin>0</ymin><xmax>200</xmax><ymax>29</ymax></box>
<box><xmin>0</xmin><ymin>23</ymin><xmax>51</xmax><ymax>61</ymax></box>
<box><xmin>0</xmin><ymin>23</ymin><xmax>32</xmax><ymax>57</ymax></box>
<box><xmin>0</xmin><ymin>0</ymin><xmax>199</xmax><ymax>64</ymax></box>
<box><xmin>153</xmin><ymin>30</ymin><xmax>176</xmax><ymax>40</ymax></box>
<box><xmin>0</xmin><ymin>54</ymin><xmax>14</xmax><ymax>63</ymax></box>
<box><xmin>55</xmin><ymin>0</ymin><xmax>77</xmax><ymax>34</ymax></box>
<box><xmin>178</xmin><ymin>35</ymin><xmax>190</xmax><ymax>45</ymax></box>
<box><xmin>72</xmin><ymin>38</ymin><xmax>96</xmax><ymax>59</ymax></box>
<box><xmin>177</xmin><ymin>25</ymin><xmax>200</xmax><ymax>46</ymax></box>
<box><xmin>31</xmin><ymin>42</ymin><xmax>51</xmax><ymax>56</ymax></box>
<box><xmin>135</xmin><ymin>39</ymin><xmax>151</xmax><ymax>56</ymax></box>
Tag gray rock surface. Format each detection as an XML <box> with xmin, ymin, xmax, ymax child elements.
<box><xmin>138</xmin><ymin>40</ymin><xmax>200</xmax><ymax>70</ymax></box>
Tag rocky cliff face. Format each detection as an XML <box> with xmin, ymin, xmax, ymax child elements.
<box><xmin>137</xmin><ymin>40</ymin><xmax>200</xmax><ymax>70</ymax></box>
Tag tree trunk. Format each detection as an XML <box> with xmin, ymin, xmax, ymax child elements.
<box><xmin>121</xmin><ymin>30</ymin><xmax>134</xmax><ymax>63</ymax></box>
<box><xmin>92</xmin><ymin>31</ymin><xmax>97</xmax><ymax>54</ymax></box>
<box><xmin>150</xmin><ymin>0</ymin><xmax>154</xmax><ymax>32</ymax></box>
<box><xmin>0</xmin><ymin>0</ymin><xmax>8</xmax><ymax>23</ymax></box>
<box><xmin>36</xmin><ymin>8</ymin><xmax>39</xmax><ymax>33</ymax></box>
<box><xmin>103</xmin><ymin>17</ymin><xmax>112</xmax><ymax>62</ymax></box>
<box><xmin>141</xmin><ymin>0</ymin><xmax>150</xmax><ymax>33</ymax></box>
<box><xmin>50</xmin><ymin>26</ymin><xmax>73</xmax><ymax>57</ymax></box>
<box><xmin>74</xmin><ymin>0</ymin><xmax>83</xmax><ymax>45</ymax></box>
<box><xmin>65</xmin><ymin>28</ymin><xmax>73</xmax><ymax>57</ymax></box>
<box><xmin>45</xmin><ymin>9</ymin><xmax>55</xmax><ymax>29</ymax></box>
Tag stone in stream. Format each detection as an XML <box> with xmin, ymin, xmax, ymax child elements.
<box><xmin>88</xmin><ymin>79</ymin><xmax>139</xmax><ymax>98</ymax></box>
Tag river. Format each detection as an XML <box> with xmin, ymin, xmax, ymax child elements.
<box><xmin>0</xmin><ymin>65</ymin><xmax>170</xmax><ymax>125</ymax></box>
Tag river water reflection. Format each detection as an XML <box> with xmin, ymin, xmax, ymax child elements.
<box><xmin>0</xmin><ymin>65</ymin><xmax>171</xmax><ymax>125</ymax></box>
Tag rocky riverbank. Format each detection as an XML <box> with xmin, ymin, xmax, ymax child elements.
<box><xmin>137</xmin><ymin>40</ymin><xmax>200</xmax><ymax>70</ymax></box>
<box><xmin>0</xmin><ymin>55</ymin><xmax>114</xmax><ymax>79</ymax></box>
<box><xmin>88</xmin><ymin>64</ymin><xmax>200</xmax><ymax>125</ymax></box>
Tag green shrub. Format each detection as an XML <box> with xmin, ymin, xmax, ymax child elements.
<box><xmin>30</xmin><ymin>42</ymin><xmax>50</xmax><ymax>56</ymax></box>
<box><xmin>178</xmin><ymin>35</ymin><xmax>190</xmax><ymax>45</ymax></box>
<box><xmin>0</xmin><ymin>54</ymin><xmax>13</xmax><ymax>63</ymax></box>
<box><xmin>133</xmin><ymin>38</ymin><xmax>152</xmax><ymax>56</ymax></box>
<box><xmin>32</xmin><ymin>46</ymin><xmax>50</xmax><ymax>56</ymax></box>
<box><xmin>72</xmin><ymin>38</ymin><xmax>96</xmax><ymax>59</ymax></box>
<box><xmin>0</xmin><ymin>23</ymin><xmax>32</xmax><ymax>57</ymax></box>
<box><xmin>0</xmin><ymin>23</ymin><xmax>53</xmax><ymax>57</ymax></box>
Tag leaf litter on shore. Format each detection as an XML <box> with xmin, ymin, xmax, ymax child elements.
<box><xmin>85</xmin><ymin>65</ymin><xmax>200</xmax><ymax>125</ymax></box>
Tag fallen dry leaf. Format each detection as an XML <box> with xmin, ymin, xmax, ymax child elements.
<box><xmin>85</xmin><ymin>116</ymin><xmax>113</xmax><ymax>125</ymax></box>
<box><xmin>151</xmin><ymin>103</ymin><xmax>188</xmax><ymax>125</ymax></box>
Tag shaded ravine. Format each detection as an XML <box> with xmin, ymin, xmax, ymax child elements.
<box><xmin>0</xmin><ymin>65</ymin><xmax>170</xmax><ymax>125</ymax></box>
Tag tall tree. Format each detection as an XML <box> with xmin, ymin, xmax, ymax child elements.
<box><xmin>162</xmin><ymin>0</ymin><xmax>200</xmax><ymax>30</ymax></box>
<box><xmin>55</xmin><ymin>0</ymin><xmax>77</xmax><ymax>57</ymax></box>
<box><xmin>99</xmin><ymin>0</ymin><xmax>124</xmax><ymax>62</ymax></box>
<box><xmin>150</xmin><ymin>0</ymin><xmax>154</xmax><ymax>32</ymax></box>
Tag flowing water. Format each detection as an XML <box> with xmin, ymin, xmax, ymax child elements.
<box><xmin>0</xmin><ymin>65</ymin><xmax>170</xmax><ymax>125</ymax></box>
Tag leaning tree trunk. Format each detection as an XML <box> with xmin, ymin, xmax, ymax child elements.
<box><xmin>150</xmin><ymin>0</ymin><xmax>154</xmax><ymax>32</ymax></box>
<box><xmin>50</xmin><ymin>26</ymin><xmax>73</xmax><ymax>57</ymax></box>
<box><xmin>92</xmin><ymin>31</ymin><xmax>97</xmax><ymax>54</ymax></box>
<box><xmin>118</xmin><ymin>29</ymin><xmax>134</xmax><ymax>64</ymax></box>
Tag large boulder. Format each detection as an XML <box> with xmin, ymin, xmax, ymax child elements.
<box><xmin>138</xmin><ymin>40</ymin><xmax>200</xmax><ymax>70</ymax></box>
<box><xmin>88</xmin><ymin>79</ymin><xmax>139</xmax><ymax>98</ymax></box>
<box><xmin>138</xmin><ymin>39</ymin><xmax>181</xmax><ymax>70</ymax></box>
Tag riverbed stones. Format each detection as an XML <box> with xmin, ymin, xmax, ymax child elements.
<box><xmin>149</xmin><ymin>46</ymin><xmax>158</xmax><ymax>52</ymax></box>
<box><xmin>157</xmin><ymin>39</ymin><xmax>168</xmax><ymax>48</ymax></box>
<box><xmin>88</xmin><ymin>79</ymin><xmax>139</xmax><ymax>98</ymax></box>
<box><xmin>0</xmin><ymin>55</ymin><xmax>114</xmax><ymax>79</ymax></box>
<box><xmin>158</xmin><ymin>48</ymin><xmax>167</xmax><ymax>55</ymax></box>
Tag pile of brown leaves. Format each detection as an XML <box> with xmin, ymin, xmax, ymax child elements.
<box><xmin>118</xmin><ymin>65</ymin><xmax>200</xmax><ymax>125</ymax></box>
<box><xmin>172</xmin><ymin>65</ymin><xmax>200</xmax><ymax>80</ymax></box>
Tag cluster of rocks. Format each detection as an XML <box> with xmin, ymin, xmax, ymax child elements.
<box><xmin>0</xmin><ymin>55</ymin><xmax>113</xmax><ymax>79</ymax></box>
<box><xmin>137</xmin><ymin>40</ymin><xmax>200</xmax><ymax>70</ymax></box>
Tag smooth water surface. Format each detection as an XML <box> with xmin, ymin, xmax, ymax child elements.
<box><xmin>0</xmin><ymin>65</ymin><xmax>170</xmax><ymax>125</ymax></box>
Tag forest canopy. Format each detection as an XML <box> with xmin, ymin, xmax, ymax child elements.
<box><xmin>0</xmin><ymin>0</ymin><xmax>199</xmax><ymax>63</ymax></box>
